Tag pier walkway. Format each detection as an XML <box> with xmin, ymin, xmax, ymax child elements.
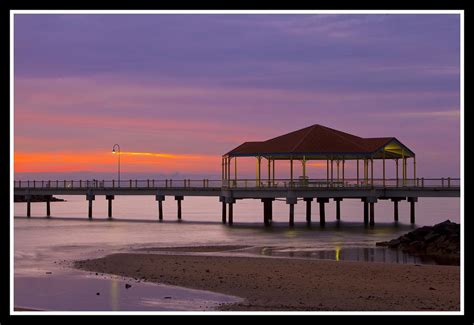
<box><xmin>14</xmin><ymin>178</ymin><xmax>460</xmax><ymax>227</ymax></box>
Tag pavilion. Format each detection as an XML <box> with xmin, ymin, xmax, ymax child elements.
<box><xmin>222</xmin><ymin>124</ymin><xmax>416</xmax><ymax>187</ymax></box>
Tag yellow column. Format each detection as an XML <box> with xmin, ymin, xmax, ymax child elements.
<box><xmin>413</xmin><ymin>156</ymin><xmax>416</xmax><ymax>181</ymax></box>
<box><xmin>402</xmin><ymin>151</ymin><xmax>405</xmax><ymax>185</ymax></box>
<box><xmin>396</xmin><ymin>158</ymin><xmax>399</xmax><ymax>187</ymax></box>
<box><xmin>382</xmin><ymin>150</ymin><xmax>386</xmax><ymax>187</ymax></box>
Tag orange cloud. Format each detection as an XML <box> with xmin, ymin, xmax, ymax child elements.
<box><xmin>14</xmin><ymin>150</ymin><xmax>221</xmax><ymax>173</ymax></box>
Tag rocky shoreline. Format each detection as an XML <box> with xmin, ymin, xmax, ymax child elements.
<box><xmin>376</xmin><ymin>220</ymin><xmax>460</xmax><ymax>265</ymax></box>
<box><xmin>14</xmin><ymin>195</ymin><xmax>65</xmax><ymax>203</ymax></box>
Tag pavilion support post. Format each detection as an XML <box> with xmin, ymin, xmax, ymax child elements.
<box><xmin>402</xmin><ymin>151</ymin><xmax>406</xmax><ymax>186</ymax></box>
<box><xmin>262</xmin><ymin>198</ymin><xmax>274</xmax><ymax>226</ymax></box>
<box><xmin>334</xmin><ymin>198</ymin><xmax>343</xmax><ymax>221</ymax></box>
<box><xmin>413</xmin><ymin>157</ymin><xmax>416</xmax><ymax>185</ymax></box>
<box><xmin>317</xmin><ymin>198</ymin><xmax>329</xmax><ymax>227</ymax></box>
<box><xmin>326</xmin><ymin>159</ymin><xmax>329</xmax><ymax>185</ymax></box>
<box><xmin>256</xmin><ymin>156</ymin><xmax>262</xmax><ymax>187</ymax></box>
<box><xmin>175</xmin><ymin>196</ymin><xmax>184</xmax><ymax>220</ymax></box>
<box><xmin>382</xmin><ymin>150</ymin><xmax>386</xmax><ymax>187</ymax></box>
<box><xmin>106</xmin><ymin>195</ymin><xmax>114</xmax><ymax>219</ymax></box>
<box><xmin>228</xmin><ymin>157</ymin><xmax>232</xmax><ymax>183</ymax></box>
<box><xmin>302</xmin><ymin>156</ymin><xmax>306</xmax><ymax>182</ymax></box>
<box><xmin>290</xmin><ymin>157</ymin><xmax>294</xmax><ymax>186</ymax></box>
<box><xmin>272</xmin><ymin>159</ymin><xmax>275</xmax><ymax>186</ymax></box>
<box><xmin>304</xmin><ymin>198</ymin><xmax>313</xmax><ymax>225</ymax></box>
<box><xmin>336</xmin><ymin>160</ymin><xmax>340</xmax><ymax>181</ymax></box>
<box><xmin>234</xmin><ymin>157</ymin><xmax>237</xmax><ymax>183</ymax></box>
<box><xmin>396</xmin><ymin>159</ymin><xmax>399</xmax><ymax>187</ymax></box>
<box><xmin>371</xmin><ymin>158</ymin><xmax>374</xmax><ymax>187</ymax></box>
<box><xmin>156</xmin><ymin>195</ymin><xmax>165</xmax><ymax>221</ymax></box>
<box><xmin>357</xmin><ymin>159</ymin><xmax>359</xmax><ymax>185</ymax></box>
<box><xmin>364</xmin><ymin>159</ymin><xmax>368</xmax><ymax>185</ymax></box>
<box><xmin>286</xmin><ymin>197</ymin><xmax>297</xmax><ymax>227</ymax></box>
<box><xmin>342</xmin><ymin>159</ymin><xmax>345</xmax><ymax>184</ymax></box>
<box><xmin>46</xmin><ymin>195</ymin><xmax>51</xmax><ymax>217</ymax></box>
<box><xmin>221</xmin><ymin>157</ymin><xmax>224</xmax><ymax>182</ymax></box>
<box><xmin>330</xmin><ymin>159</ymin><xmax>334</xmax><ymax>184</ymax></box>
<box><xmin>408</xmin><ymin>197</ymin><xmax>418</xmax><ymax>224</ymax></box>
<box><xmin>267</xmin><ymin>158</ymin><xmax>271</xmax><ymax>186</ymax></box>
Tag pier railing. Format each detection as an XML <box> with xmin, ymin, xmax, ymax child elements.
<box><xmin>13</xmin><ymin>178</ymin><xmax>460</xmax><ymax>190</ymax></box>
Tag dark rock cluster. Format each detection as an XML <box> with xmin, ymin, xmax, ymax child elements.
<box><xmin>376</xmin><ymin>220</ymin><xmax>460</xmax><ymax>265</ymax></box>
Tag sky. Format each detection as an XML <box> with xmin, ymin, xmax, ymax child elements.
<box><xmin>13</xmin><ymin>13</ymin><xmax>461</xmax><ymax>180</ymax></box>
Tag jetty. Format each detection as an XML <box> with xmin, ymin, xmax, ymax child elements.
<box><xmin>14</xmin><ymin>125</ymin><xmax>460</xmax><ymax>226</ymax></box>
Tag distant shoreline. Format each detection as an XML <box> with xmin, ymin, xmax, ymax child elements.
<box><xmin>14</xmin><ymin>195</ymin><xmax>65</xmax><ymax>203</ymax></box>
<box><xmin>74</xmin><ymin>246</ymin><xmax>460</xmax><ymax>311</ymax></box>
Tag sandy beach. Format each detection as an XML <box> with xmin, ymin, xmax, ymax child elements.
<box><xmin>74</xmin><ymin>247</ymin><xmax>460</xmax><ymax>311</ymax></box>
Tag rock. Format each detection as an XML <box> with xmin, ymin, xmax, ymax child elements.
<box><xmin>96</xmin><ymin>292</ymin><xmax>100</xmax><ymax>295</ymax></box>
<box><xmin>125</xmin><ymin>284</ymin><xmax>132</xmax><ymax>289</ymax></box>
<box><xmin>375</xmin><ymin>220</ymin><xmax>459</xmax><ymax>265</ymax></box>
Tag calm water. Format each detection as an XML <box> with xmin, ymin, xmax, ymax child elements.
<box><xmin>13</xmin><ymin>195</ymin><xmax>460</xmax><ymax>311</ymax></box>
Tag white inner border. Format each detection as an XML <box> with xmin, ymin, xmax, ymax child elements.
<box><xmin>10</xmin><ymin>9</ymin><xmax>464</xmax><ymax>316</ymax></box>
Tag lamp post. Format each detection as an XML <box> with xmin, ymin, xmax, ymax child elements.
<box><xmin>112</xmin><ymin>144</ymin><xmax>121</xmax><ymax>187</ymax></box>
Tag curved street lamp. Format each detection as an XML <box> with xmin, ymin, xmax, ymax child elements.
<box><xmin>112</xmin><ymin>144</ymin><xmax>121</xmax><ymax>187</ymax></box>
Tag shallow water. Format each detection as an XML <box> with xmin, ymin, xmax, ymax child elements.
<box><xmin>13</xmin><ymin>195</ymin><xmax>460</xmax><ymax>311</ymax></box>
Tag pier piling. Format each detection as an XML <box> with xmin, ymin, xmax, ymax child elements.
<box><xmin>175</xmin><ymin>196</ymin><xmax>184</xmax><ymax>220</ymax></box>
<box><xmin>46</xmin><ymin>195</ymin><xmax>51</xmax><ymax>217</ymax></box>
<box><xmin>106</xmin><ymin>195</ymin><xmax>114</xmax><ymax>219</ymax></box>
<box><xmin>26</xmin><ymin>195</ymin><xmax>31</xmax><ymax>218</ymax></box>
<box><xmin>304</xmin><ymin>198</ymin><xmax>313</xmax><ymax>225</ymax></box>
<box><xmin>262</xmin><ymin>198</ymin><xmax>274</xmax><ymax>226</ymax></box>
<box><xmin>86</xmin><ymin>194</ymin><xmax>95</xmax><ymax>219</ymax></box>
<box><xmin>334</xmin><ymin>198</ymin><xmax>343</xmax><ymax>221</ymax></box>
<box><xmin>156</xmin><ymin>195</ymin><xmax>165</xmax><ymax>221</ymax></box>
<box><xmin>286</xmin><ymin>197</ymin><xmax>297</xmax><ymax>227</ymax></box>
<box><xmin>222</xmin><ymin>201</ymin><xmax>227</xmax><ymax>224</ymax></box>
<box><xmin>317</xmin><ymin>198</ymin><xmax>329</xmax><ymax>227</ymax></box>
<box><xmin>408</xmin><ymin>197</ymin><xmax>418</xmax><ymax>224</ymax></box>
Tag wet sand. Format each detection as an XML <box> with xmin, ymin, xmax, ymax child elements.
<box><xmin>74</xmin><ymin>248</ymin><xmax>460</xmax><ymax>311</ymax></box>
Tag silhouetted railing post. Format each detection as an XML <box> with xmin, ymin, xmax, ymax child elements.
<box><xmin>442</xmin><ymin>177</ymin><xmax>444</xmax><ymax>188</ymax></box>
<box><xmin>448</xmin><ymin>177</ymin><xmax>451</xmax><ymax>188</ymax></box>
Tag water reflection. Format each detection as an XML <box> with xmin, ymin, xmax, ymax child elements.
<box><xmin>255</xmin><ymin>246</ymin><xmax>440</xmax><ymax>265</ymax></box>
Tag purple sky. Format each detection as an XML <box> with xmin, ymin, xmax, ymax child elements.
<box><xmin>14</xmin><ymin>13</ymin><xmax>461</xmax><ymax>179</ymax></box>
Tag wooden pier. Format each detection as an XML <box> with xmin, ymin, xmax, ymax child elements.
<box><xmin>13</xmin><ymin>178</ymin><xmax>460</xmax><ymax>226</ymax></box>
